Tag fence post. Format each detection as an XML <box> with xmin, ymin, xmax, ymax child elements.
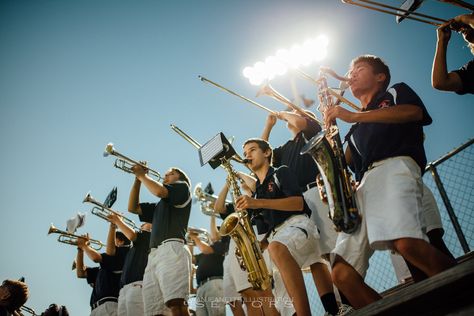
<box><xmin>428</xmin><ymin>163</ymin><xmax>470</xmax><ymax>254</ymax></box>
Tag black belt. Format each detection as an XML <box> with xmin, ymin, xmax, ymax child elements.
<box><xmin>302</xmin><ymin>181</ymin><xmax>317</xmax><ymax>192</ymax></box>
<box><xmin>92</xmin><ymin>297</ymin><xmax>118</xmax><ymax>309</ymax></box>
<box><xmin>198</xmin><ymin>276</ymin><xmax>223</xmax><ymax>288</ymax></box>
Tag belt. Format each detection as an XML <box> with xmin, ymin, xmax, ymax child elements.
<box><xmin>160</xmin><ymin>238</ymin><xmax>184</xmax><ymax>246</ymax></box>
<box><xmin>302</xmin><ymin>181</ymin><xmax>317</xmax><ymax>192</ymax></box>
<box><xmin>92</xmin><ymin>297</ymin><xmax>117</xmax><ymax>309</ymax></box>
<box><xmin>198</xmin><ymin>276</ymin><xmax>223</xmax><ymax>288</ymax></box>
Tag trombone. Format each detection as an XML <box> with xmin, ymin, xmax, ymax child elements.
<box><xmin>104</xmin><ymin>143</ymin><xmax>162</xmax><ymax>181</ymax></box>
<box><xmin>341</xmin><ymin>0</ymin><xmax>474</xmax><ymax>26</ymax></box>
<box><xmin>83</xmin><ymin>192</ymin><xmax>139</xmax><ymax>231</ymax></box>
<box><xmin>47</xmin><ymin>224</ymin><xmax>104</xmax><ymax>250</ymax></box>
<box><xmin>256</xmin><ymin>83</ymin><xmax>323</xmax><ymax>125</ymax></box>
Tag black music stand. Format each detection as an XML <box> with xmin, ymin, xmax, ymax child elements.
<box><xmin>198</xmin><ymin>132</ymin><xmax>236</xmax><ymax>169</ymax></box>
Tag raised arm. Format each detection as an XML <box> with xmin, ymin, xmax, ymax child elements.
<box><xmin>105</xmin><ymin>223</ymin><xmax>117</xmax><ymax>256</ymax></box>
<box><xmin>189</xmin><ymin>232</ymin><xmax>215</xmax><ymax>254</ymax></box>
<box><xmin>261</xmin><ymin>114</ymin><xmax>278</xmax><ymax>141</ymax></box>
<box><xmin>278</xmin><ymin>111</ymin><xmax>308</xmax><ymax>131</ymax></box>
<box><xmin>108</xmin><ymin>213</ymin><xmax>138</xmax><ymax>242</ymax></box>
<box><xmin>209</xmin><ymin>214</ymin><xmax>220</xmax><ymax>243</ymax></box>
<box><xmin>214</xmin><ymin>182</ymin><xmax>230</xmax><ymax>214</ymax></box>
<box><xmin>75</xmin><ymin>245</ymin><xmax>87</xmax><ymax>279</ymax></box>
<box><xmin>432</xmin><ymin>21</ymin><xmax>463</xmax><ymax>92</ymax></box>
<box><xmin>132</xmin><ymin>165</ymin><xmax>169</xmax><ymax>198</ymax></box>
<box><xmin>128</xmin><ymin>178</ymin><xmax>143</xmax><ymax>215</ymax></box>
<box><xmin>77</xmin><ymin>234</ymin><xmax>102</xmax><ymax>263</ymax></box>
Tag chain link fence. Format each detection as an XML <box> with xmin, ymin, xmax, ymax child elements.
<box><xmin>306</xmin><ymin>139</ymin><xmax>474</xmax><ymax>315</ymax></box>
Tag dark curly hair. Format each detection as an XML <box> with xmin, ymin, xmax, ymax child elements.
<box><xmin>1</xmin><ymin>279</ymin><xmax>29</xmax><ymax>312</ymax></box>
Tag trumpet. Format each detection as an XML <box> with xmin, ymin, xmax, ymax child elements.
<box><xmin>186</xmin><ymin>227</ymin><xmax>210</xmax><ymax>246</ymax></box>
<box><xmin>104</xmin><ymin>143</ymin><xmax>162</xmax><ymax>181</ymax></box>
<box><xmin>19</xmin><ymin>305</ymin><xmax>38</xmax><ymax>316</ymax></box>
<box><xmin>83</xmin><ymin>192</ymin><xmax>139</xmax><ymax>231</ymax></box>
<box><xmin>48</xmin><ymin>224</ymin><xmax>104</xmax><ymax>250</ymax></box>
<box><xmin>194</xmin><ymin>183</ymin><xmax>232</xmax><ymax>217</ymax></box>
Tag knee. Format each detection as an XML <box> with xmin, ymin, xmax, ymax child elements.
<box><xmin>267</xmin><ymin>241</ymin><xmax>287</xmax><ymax>261</ymax></box>
<box><xmin>393</xmin><ymin>239</ymin><xmax>418</xmax><ymax>257</ymax></box>
<box><xmin>331</xmin><ymin>262</ymin><xmax>351</xmax><ymax>289</ymax></box>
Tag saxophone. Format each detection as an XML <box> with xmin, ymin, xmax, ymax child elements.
<box><xmin>219</xmin><ymin>159</ymin><xmax>271</xmax><ymax>291</ymax></box>
<box><xmin>301</xmin><ymin>69</ymin><xmax>361</xmax><ymax>234</ymax></box>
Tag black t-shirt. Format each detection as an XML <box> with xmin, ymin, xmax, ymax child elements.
<box><xmin>86</xmin><ymin>267</ymin><xmax>99</xmax><ymax>307</ymax></box>
<box><xmin>453</xmin><ymin>59</ymin><xmax>474</xmax><ymax>95</ymax></box>
<box><xmin>139</xmin><ymin>181</ymin><xmax>192</xmax><ymax>248</ymax></box>
<box><xmin>273</xmin><ymin>117</ymin><xmax>322</xmax><ymax>188</ymax></box>
<box><xmin>195</xmin><ymin>240</ymin><xmax>227</xmax><ymax>284</ymax></box>
<box><xmin>254</xmin><ymin>166</ymin><xmax>310</xmax><ymax>232</ymax></box>
<box><xmin>345</xmin><ymin>82</ymin><xmax>432</xmax><ymax>181</ymax></box>
<box><xmin>120</xmin><ymin>231</ymin><xmax>151</xmax><ymax>287</ymax></box>
<box><xmin>94</xmin><ymin>247</ymin><xmax>129</xmax><ymax>300</ymax></box>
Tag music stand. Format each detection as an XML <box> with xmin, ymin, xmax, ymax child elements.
<box><xmin>199</xmin><ymin>132</ymin><xmax>236</xmax><ymax>169</ymax></box>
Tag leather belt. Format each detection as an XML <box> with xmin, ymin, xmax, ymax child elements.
<box><xmin>198</xmin><ymin>276</ymin><xmax>223</xmax><ymax>288</ymax></box>
<box><xmin>302</xmin><ymin>181</ymin><xmax>317</xmax><ymax>192</ymax></box>
<box><xmin>92</xmin><ymin>297</ymin><xmax>117</xmax><ymax>309</ymax></box>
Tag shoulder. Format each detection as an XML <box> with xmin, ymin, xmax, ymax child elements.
<box><xmin>165</xmin><ymin>181</ymin><xmax>190</xmax><ymax>193</ymax></box>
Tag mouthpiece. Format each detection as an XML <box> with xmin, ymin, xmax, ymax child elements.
<box><xmin>242</xmin><ymin>159</ymin><xmax>250</xmax><ymax>164</ymax></box>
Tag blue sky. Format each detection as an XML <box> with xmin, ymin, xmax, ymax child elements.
<box><xmin>0</xmin><ymin>1</ymin><xmax>473</xmax><ymax>315</ymax></box>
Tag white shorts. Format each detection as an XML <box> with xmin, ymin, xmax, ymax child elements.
<box><xmin>223</xmin><ymin>239</ymin><xmax>252</xmax><ymax>300</ymax></box>
<box><xmin>332</xmin><ymin>156</ymin><xmax>427</xmax><ymax>276</ymax></box>
<box><xmin>223</xmin><ymin>231</ymin><xmax>272</xmax><ymax>300</ymax></box>
<box><xmin>118</xmin><ymin>281</ymin><xmax>144</xmax><ymax>316</ymax></box>
<box><xmin>421</xmin><ymin>183</ymin><xmax>443</xmax><ymax>234</ymax></box>
<box><xmin>91</xmin><ymin>301</ymin><xmax>118</xmax><ymax>316</ymax></box>
<box><xmin>269</xmin><ymin>214</ymin><xmax>321</xmax><ymax>268</ymax></box>
<box><xmin>272</xmin><ymin>269</ymin><xmax>295</xmax><ymax>316</ymax></box>
<box><xmin>142</xmin><ymin>240</ymin><xmax>192</xmax><ymax>316</ymax></box>
<box><xmin>196</xmin><ymin>279</ymin><xmax>226</xmax><ymax>316</ymax></box>
<box><xmin>305</xmin><ymin>186</ymin><xmax>338</xmax><ymax>256</ymax></box>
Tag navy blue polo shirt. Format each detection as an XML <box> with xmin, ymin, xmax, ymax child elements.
<box><xmin>139</xmin><ymin>181</ymin><xmax>191</xmax><ymax>248</ymax></box>
<box><xmin>120</xmin><ymin>230</ymin><xmax>151</xmax><ymax>287</ymax></box>
<box><xmin>94</xmin><ymin>246</ymin><xmax>128</xmax><ymax>300</ymax></box>
<box><xmin>273</xmin><ymin>117</ymin><xmax>322</xmax><ymax>188</ymax></box>
<box><xmin>253</xmin><ymin>166</ymin><xmax>311</xmax><ymax>232</ymax></box>
<box><xmin>86</xmin><ymin>267</ymin><xmax>99</xmax><ymax>307</ymax></box>
<box><xmin>345</xmin><ymin>82</ymin><xmax>432</xmax><ymax>181</ymax></box>
<box><xmin>453</xmin><ymin>59</ymin><xmax>474</xmax><ymax>95</ymax></box>
<box><xmin>195</xmin><ymin>240</ymin><xmax>227</xmax><ymax>285</ymax></box>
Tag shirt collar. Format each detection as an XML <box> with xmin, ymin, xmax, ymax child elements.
<box><xmin>255</xmin><ymin>166</ymin><xmax>276</xmax><ymax>188</ymax></box>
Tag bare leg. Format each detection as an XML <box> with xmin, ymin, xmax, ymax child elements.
<box><xmin>241</xmin><ymin>288</ymin><xmax>279</xmax><ymax>316</ymax></box>
<box><xmin>268</xmin><ymin>241</ymin><xmax>311</xmax><ymax>316</ymax></box>
<box><xmin>228</xmin><ymin>300</ymin><xmax>245</xmax><ymax>316</ymax></box>
<box><xmin>393</xmin><ymin>237</ymin><xmax>456</xmax><ymax>277</ymax></box>
<box><xmin>331</xmin><ymin>256</ymin><xmax>381</xmax><ymax>309</ymax></box>
<box><xmin>310</xmin><ymin>262</ymin><xmax>334</xmax><ymax>296</ymax></box>
<box><xmin>166</xmin><ymin>298</ymin><xmax>190</xmax><ymax>316</ymax></box>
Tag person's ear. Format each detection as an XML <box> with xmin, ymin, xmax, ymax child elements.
<box><xmin>375</xmin><ymin>73</ymin><xmax>386</xmax><ymax>84</ymax></box>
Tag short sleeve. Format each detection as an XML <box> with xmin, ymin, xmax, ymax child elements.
<box><xmin>219</xmin><ymin>203</ymin><xmax>235</xmax><ymax>220</ymax></box>
<box><xmin>164</xmin><ymin>181</ymin><xmax>191</xmax><ymax>208</ymax></box>
<box><xmin>453</xmin><ymin>59</ymin><xmax>474</xmax><ymax>95</ymax></box>
<box><xmin>272</xmin><ymin>146</ymin><xmax>282</xmax><ymax>167</ymax></box>
<box><xmin>389</xmin><ymin>83</ymin><xmax>432</xmax><ymax>126</ymax></box>
<box><xmin>211</xmin><ymin>240</ymin><xmax>227</xmax><ymax>256</ymax></box>
<box><xmin>86</xmin><ymin>267</ymin><xmax>99</xmax><ymax>285</ymax></box>
<box><xmin>138</xmin><ymin>202</ymin><xmax>155</xmax><ymax>223</ymax></box>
